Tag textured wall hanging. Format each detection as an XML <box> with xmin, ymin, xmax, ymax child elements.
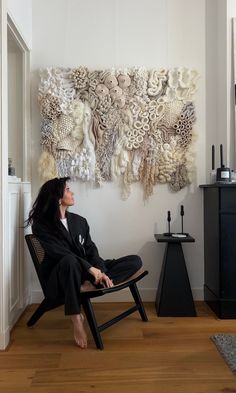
<box><xmin>38</xmin><ymin>66</ymin><xmax>199</xmax><ymax>199</ymax></box>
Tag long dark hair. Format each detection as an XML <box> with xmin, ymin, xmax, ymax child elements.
<box><xmin>25</xmin><ymin>177</ymin><xmax>70</xmax><ymax>227</ymax></box>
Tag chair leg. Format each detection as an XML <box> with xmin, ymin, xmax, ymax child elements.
<box><xmin>27</xmin><ymin>298</ymin><xmax>49</xmax><ymax>327</ymax></box>
<box><xmin>27</xmin><ymin>298</ymin><xmax>64</xmax><ymax>327</ymax></box>
<box><xmin>81</xmin><ymin>297</ymin><xmax>104</xmax><ymax>350</ymax></box>
<box><xmin>129</xmin><ymin>283</ymin><xmax>148</xmax><ymax>321</ymax></box>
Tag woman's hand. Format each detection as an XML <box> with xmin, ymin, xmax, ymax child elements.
<box><xmin>88</xmin><ymin>267</ymin><xmax>113</xmax><ymax>288</ymax></box>
<box><xmin>100</xmin><ymin>274</ymin><xmax>113</xmax><ymax>288</ymax></box>
<box><xmin>88</xmin><ymin>267</ymin><xmax>103</xmax><ymax>284</ymax></box>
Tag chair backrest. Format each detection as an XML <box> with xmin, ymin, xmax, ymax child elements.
<box><xmin>25</xmin><ymin>234</ymin><xmax>47</xmax><ymax>294</ymax></box>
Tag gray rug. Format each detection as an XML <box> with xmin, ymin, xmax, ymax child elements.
<box><xmin>211</xmin><ymin>334</ymin><xmax>236</xmax><ymax>373</ymax></box>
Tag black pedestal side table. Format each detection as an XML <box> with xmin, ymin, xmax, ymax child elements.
<box><xmin>154</xmin><ymin>234</ymin><xmax>196</xmax><ymax>317</ymax></box>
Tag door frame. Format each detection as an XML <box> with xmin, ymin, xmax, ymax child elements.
<box><xmin>0</xmin><ymin>0</ymin><xmax>9</xmax><ymax>350</ymax></box>
<box><xmin>0</xmin><ymin>1</ymin><xmax>30</xmax><ymax>350</ymax></box>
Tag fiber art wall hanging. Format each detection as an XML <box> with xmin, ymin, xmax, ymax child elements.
<box><xmin>38</xmin><ymin>66</ymin><xmax>199</xmax><ymax>199</ymax></box>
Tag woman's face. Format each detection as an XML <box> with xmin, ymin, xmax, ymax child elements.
<box><xmin>60</xmin><ymin>183</ymin><xmax>75</xmax><ymax>207</ymax></box>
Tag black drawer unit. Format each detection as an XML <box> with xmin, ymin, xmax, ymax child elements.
<box><xmin>200</xmin><ymin>184</ymin><xmax>236</xmax><ymax>318</ymax></box>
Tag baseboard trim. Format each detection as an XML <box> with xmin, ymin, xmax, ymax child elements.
<box><xmin>192</xmin><ymin>287</ymin><xmax>204</xmax><ymax>301</ymax></box>
<box><xmin>31</xmin><ymin>287</ymin><xmax>204</xmax><ymax>304</ymax></box>
<box><xmin>31</xmin><ymin>290</ymin><xmax>43</xmax><ymax>304</ymax></box>
<box><xmin>0</xmin><ymin>327</ymin><xmax>10</xmax><ymax>350</ymax></box>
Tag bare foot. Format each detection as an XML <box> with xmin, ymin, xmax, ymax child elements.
<box><xmin>80</xmin><ymin>280</ymin><xmax>96</xmax><ymax>292</ymax></box>
<box><xmin>71</xmin><ymin>314</ymin><xmax>87</xmax><ymax>349</ymax></box>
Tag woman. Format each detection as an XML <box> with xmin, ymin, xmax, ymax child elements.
<box><xmin>26</xmin><ymin>177</ymin><xmax>142</xmax><ymax>349</ymax></box>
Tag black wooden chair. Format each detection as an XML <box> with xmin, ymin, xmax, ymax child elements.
<box><xmin>25</xmin><ymin>234</ymin><xmax>148</xmax><ymax>349</ymax></box>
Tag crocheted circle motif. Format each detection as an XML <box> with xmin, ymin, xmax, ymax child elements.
<box><xmin>114</xmin><ymin>96</ymin><xmax>126</xmax><ymax>108</ymax></box>
<box><xmin>95</xmin><ymin>84</ymin><xmax>109</xmax><ymax>97</ymax></box>
<box><xmin>104</xmin><ymin>75</ymin><xmax>118</xmax><ymax>89</ymax></box>
<box><xmin>110</xmin><ymin>86</ymin><xmax>123</xmax><ymax>100</ymax></box>
<box><xmin>118</xmin><ymin>74</ymin><xmax>131</xmax><ymax>89</ymax></box>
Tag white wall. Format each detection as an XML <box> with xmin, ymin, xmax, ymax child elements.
<box><xmin>227</xmin><ymin>0</ymin><xmax>236</xmax><ymax>169</ymax></box>
<box><xmin>206</xmin><ymin>0</ymin><xmax>236</xmax><ymax>173</ymax></box>
<box><xmin>7</xmin><ymin>0</ymin><xmax>32</xmax><ymax>49</ymax></box>
<box><xmin>31</xmin><ymin>0</ymin><xmax>206</xmax><ymax>301</ymax></box>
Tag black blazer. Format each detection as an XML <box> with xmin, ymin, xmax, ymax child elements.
<box><xmin>32</xmin><ymin>211</ymin><xmax>107</xmax><ymax>280</ymax></box>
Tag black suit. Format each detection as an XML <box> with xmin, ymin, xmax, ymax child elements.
<box><xmin>32</xmin><ymin>212</ymin><xmax>142</xmax><ymax>315</ymax></box>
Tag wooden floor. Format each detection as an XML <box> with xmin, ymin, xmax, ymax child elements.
<box><xmin>1</xmin><ymin>302</ymin><xmax>236</xmax><ymax>392</ymax></box>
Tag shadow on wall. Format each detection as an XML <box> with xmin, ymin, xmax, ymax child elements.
<box><xmin>138</xmin><ymin>240</ymin><xmax>164</xmax><ymax>290</ymax></box>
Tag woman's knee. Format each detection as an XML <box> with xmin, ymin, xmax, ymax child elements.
<box><xmin>135</xmin><ymin>255</ymin><xmax>143</xmax><ymax>270</ymax></box>
<box><xmin>58</xmin><ymin>255</ymin><xmax>81</xmax><ymax>274</ymax></box>
<box><xmin>129</xmin><ymin>255</ymin><xmax>143</xmax><ymax>271</ymax></box>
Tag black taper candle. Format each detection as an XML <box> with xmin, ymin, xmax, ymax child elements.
<box><xmin>167</xmin><ymin>210</ymin><xmax>171</xmax><ymax>234</ymax></box>
<box><xmin>180</xmin><ymin>205</ymin><xmax>184</xmax><ymax>233</ymax></box>
<box><xmin>212</xmin><ymin>145</ymin><xmax>215</xmax><ymax>170</ymax></box>
<box><xmin>220</xmin><ymin>144</ymin><xmax>223</xmax><ymax>167</ymax></box>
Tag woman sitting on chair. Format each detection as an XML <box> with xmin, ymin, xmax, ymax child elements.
<box><xmin>26</xmin><ymin>177</ymin><xmax>142</xmax><ymax>349</ymax></box>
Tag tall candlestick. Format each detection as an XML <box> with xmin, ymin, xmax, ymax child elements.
<box><xmin>212</xmin><ymin>145</ymin><xmax>215</xmax><ymax>170</ymax></box>
<box><xmin>220</xmin><ymin>144</ymin><xmax>223</xmax><ymax>167</ymax></box>
<box><xmin>167</xmin><ymin>211</ymin><xmax>171</xmax><ymax>235</ymax></box>
<box><xmin>180</xmin><ymin>205</ymin><xmax>184</xmax><ymax>233</ymax></box>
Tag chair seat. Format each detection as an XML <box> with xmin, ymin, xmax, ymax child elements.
<box><xmin>80</xmin><ymin>269</ymin><xmax>148</xmax><ymax>297</ymax></box>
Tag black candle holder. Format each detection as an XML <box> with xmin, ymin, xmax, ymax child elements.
<box><xmin>163</xmin><ymin>205</ymin><xmax>189</xmax><ymax>237</ymax></box>
<box><xmin>163</xmin><ymin>210</ymin><xmax>172</xmax><ymax>236</ymax></box>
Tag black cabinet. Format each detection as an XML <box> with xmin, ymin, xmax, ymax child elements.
<box><xmin>200</xmin><ymin>184</ymin><xmax>236</xmax><ymax>318</ymax></box>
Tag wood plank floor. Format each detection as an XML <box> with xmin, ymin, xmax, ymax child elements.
<box><xmin>1</xmin><ymin>302</ymin><xmax>236</xmax><ymax>392</ymax></box>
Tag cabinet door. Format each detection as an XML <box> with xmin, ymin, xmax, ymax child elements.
<box><xmin>221</xmin><ymin>213</ymin><xmax>236</xmax><ymax>298</ymax></box>
<box><xmin>204</xmin><ymin>188</ymin><xmax>220</xmax><ymax>296</ymax></box>
<box><xmin>220</xmin><ymin>188</ymin><xmax>236</xmax><ymax>210</ymax></box>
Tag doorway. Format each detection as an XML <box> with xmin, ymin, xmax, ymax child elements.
<box><xmin>7</xmin><ymin>15</ymin><xmax>30</xmax><ymax>182</ymax></box>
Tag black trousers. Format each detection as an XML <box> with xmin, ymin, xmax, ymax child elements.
<box><xmin>45</xmin><ymin>255</ymin><xmax>142</xmax><ymax>315</ymax></box>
